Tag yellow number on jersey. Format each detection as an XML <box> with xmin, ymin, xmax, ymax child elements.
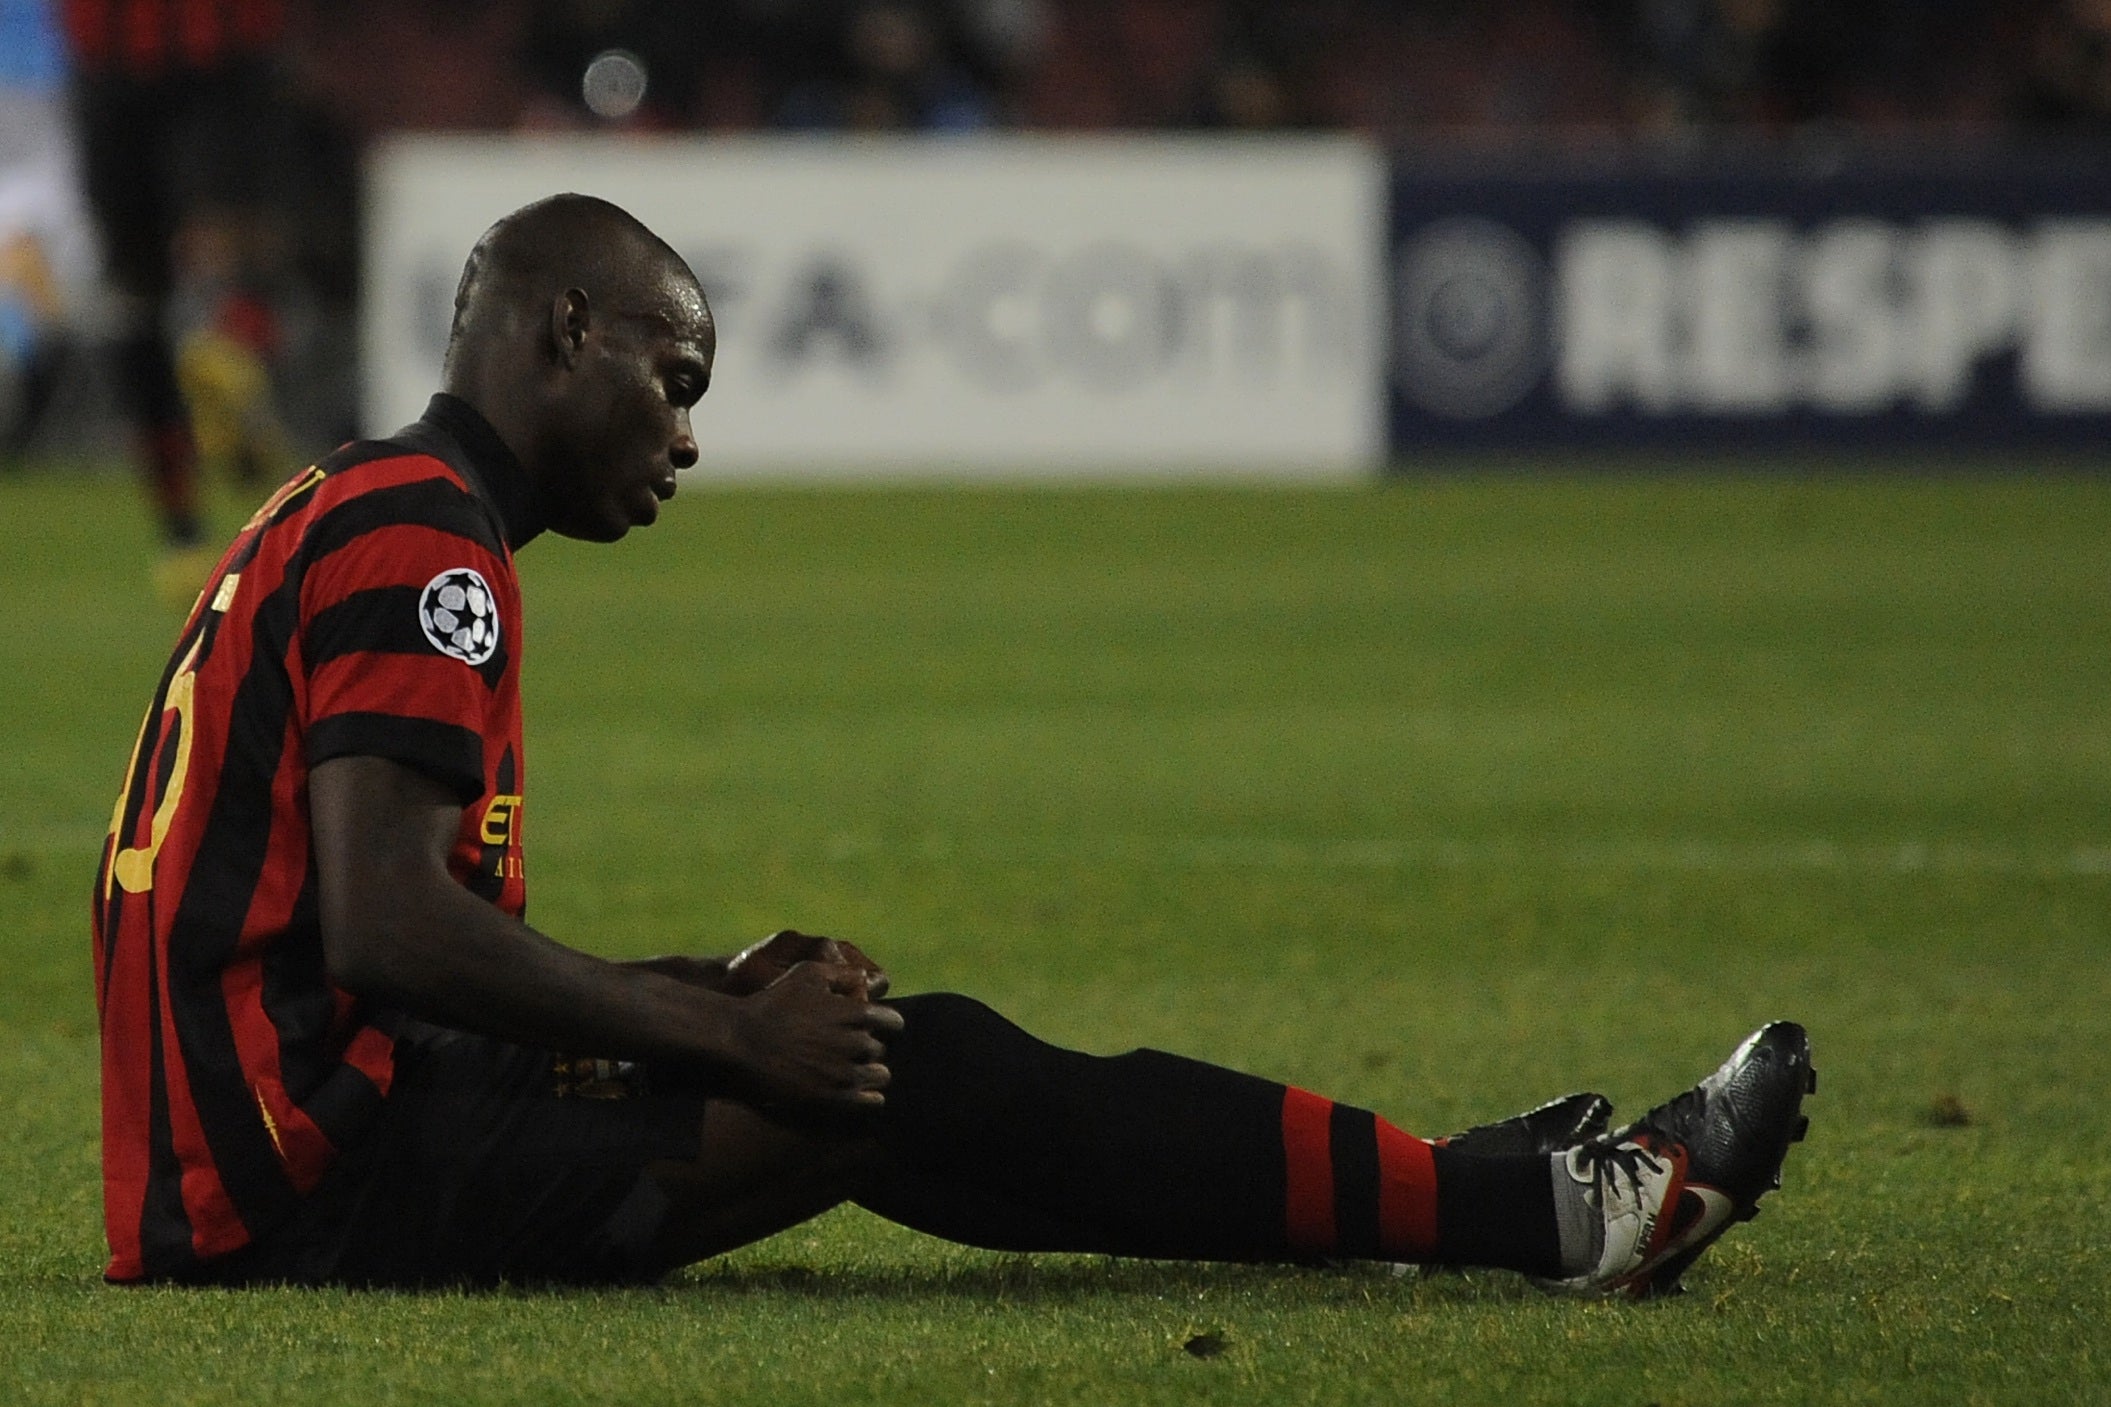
<box><xmin>103</xmin><ymin>467</ymin><xmax>322</xmax><ymax>898</ymax></box>
<box><xmin>106</xmin><ymin>634</ymin><xmax>204</xmax><ymax>897</ymax></box>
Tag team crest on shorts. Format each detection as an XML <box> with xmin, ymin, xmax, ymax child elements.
<box><xmin>418</xmin><ymin>568</ymin><xmax>500</xmax><ymax>665</ymax></box>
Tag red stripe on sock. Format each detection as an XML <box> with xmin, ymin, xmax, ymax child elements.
<box><xmin>1374</xmin><ymin>1118</ymin><xmax>1440</xmax><ymax>1259</ymax></box>
<box><xmin>1281</xmin><ymin>1087</ymin><xmax>1337</xmax><ymax>1254</ymax></box>
<box><xmin>145</xmin><ymin>422</ymin><xmax>198</xmax><ymax>526</ymax></box>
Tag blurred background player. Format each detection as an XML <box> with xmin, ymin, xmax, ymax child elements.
<box><xmin>60</xmin><ymin>0</ymin><xmax>298</xmax><ymax>599</ymax></box>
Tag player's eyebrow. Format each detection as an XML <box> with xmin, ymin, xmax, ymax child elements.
<box><xmin>610</xmin><ymin>308</ymin><xmax>713</xmax><ymax>371</ymax></box>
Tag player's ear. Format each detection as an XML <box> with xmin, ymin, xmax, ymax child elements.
<box><xmin>549</xmin><ymin>288</ymin><xmax>590</xmax><ymax>366</ymax></box>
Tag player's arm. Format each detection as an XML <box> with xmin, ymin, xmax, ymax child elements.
<box><xmin>619</xmin><ymin>953</ymin><xmax>736</xmax><ymax>990</ymax></box>
<box><xmin>309</xmin><ymin>753</ymin><xmax>902</xmax><ymax>1108</ymax></box>
<box><xmin>627</xmin><ymin>932</ymin><xmax>890</xmax><ymax>998</ymax></box>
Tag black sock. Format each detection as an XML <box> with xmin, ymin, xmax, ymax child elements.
<box><xmin>112</xmin><ymin>329</ymin><xmax>199</xmax><ymax>544</ymax></box>
<box><xmin>859</xmin><ymin>993</ymin><xmax>1562</xmax><ymax>1274</ymax></box>
<box><xmin>1432</xmin><ymin>1146</ymin><xmax>1564</xmax><ymax>1275</ymax></box>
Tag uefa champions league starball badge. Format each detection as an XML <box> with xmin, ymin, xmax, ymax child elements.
<box><xmin>418</xmin><ymin>568</ymin><xmax>500</xmax><ymax>666</ymax></box>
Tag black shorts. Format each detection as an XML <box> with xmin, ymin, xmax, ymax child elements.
<box><xmin>72</xmin><ymin>60</ymin><xmax>293</xmax><ymax>299</ymax></box>
<box><xmin>182</xmin><ymin>1024</ymin><xmax>709</xmax><ymax>1289</ymax></box>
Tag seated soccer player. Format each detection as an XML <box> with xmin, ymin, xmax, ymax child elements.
<box><xmin>94</xmin><ymin>194</ymin><xmax>1814</xmax><ymax>1292</ymax></box>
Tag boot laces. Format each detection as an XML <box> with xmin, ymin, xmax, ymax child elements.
<box><xmin>1575</xmin><ymin>1136</ymin><xmax>1668</xmax><ymax>1206</ymax></box>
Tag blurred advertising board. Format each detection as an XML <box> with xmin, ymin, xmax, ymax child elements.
<box><xmin>1388</xmin><ymin>148</ymin><xmax>2111</xmax><ymax>452</ymax></box>
<box><xmin>365</xmin><ymin>135</ymin><xmax>1384</xmax><ymax>478</ymax></box>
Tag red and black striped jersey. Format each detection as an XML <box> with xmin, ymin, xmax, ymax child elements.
<box><xmin>62</xmin><ymin>0</ymin><xmax>284</xmax><ymax>76</ymax></box>
<box><xmin>95</xmin><ymin>394</ymin><xmax>537</xmax><ymax>1282</ymax></box>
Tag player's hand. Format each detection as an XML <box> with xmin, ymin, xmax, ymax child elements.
<box><xmin>725</xmin><ymin>961</ymin><xmax>904</xmax><ymax>1110</ymax></box>
<box><xmin>722</xmin><ymin>929</ymin><xmax>890</xmax><ymax>999</ymax></box>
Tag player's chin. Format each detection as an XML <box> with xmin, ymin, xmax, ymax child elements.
<box><xmin>561</xmin><ymin>484</ymin><xmax>669</xmax><ymax>541</ymax></box>
<box><xmin>560</xmin><ymin>511</ymin><xmax>636</xmax><ymax>544</ymax></box>
<box><xmin>593</xmin><ymin>491</ymin><xmax>661</xmax><ymax>539</ymax></box>
<box><xmin>630</xmin><ymin>479</ymin><xmax>676</xmax><ymax>527</ymax></box>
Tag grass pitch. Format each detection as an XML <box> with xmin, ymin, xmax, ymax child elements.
<box><xmin>1</xmin><ymin>467</ymin><xmax>2106</xmax><ymax>1405</ymax></box>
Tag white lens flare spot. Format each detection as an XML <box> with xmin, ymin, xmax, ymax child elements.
<box><xmin>583</xmin><ymin>50</ymin><xmax>648</xmax><ymax>121</ymax></box>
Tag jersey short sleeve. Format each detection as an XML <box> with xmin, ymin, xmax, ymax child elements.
<box><xmin>297</xmin><ymin>469</ymin><xmax>513</xmax><ymax>804</ymax></box>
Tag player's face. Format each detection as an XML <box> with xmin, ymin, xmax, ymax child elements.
<box><xmin>545</xmin><ymin>266</ymin><xmax>715</xmax><ymax>542</ymax></box>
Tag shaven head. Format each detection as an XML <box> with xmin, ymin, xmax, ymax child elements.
<box><xmin>445</xmin><ymin>193</ymin><xmax>700</xmax><ymax>376</ymax></box>
<box><xmin>440</xmin><ymin>194</ymin><xmax>715</xmax><ymax>543</ymax></box>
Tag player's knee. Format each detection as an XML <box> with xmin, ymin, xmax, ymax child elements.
<box><xmin>883</xmin><ymin>992</ymin><xmax>1019</xmax><ymax>1065</ymax></box>
<box><xmin>877</xmin><ymin>992</ymin><xmax>1076</xmax><ymax>1127</ymax></box>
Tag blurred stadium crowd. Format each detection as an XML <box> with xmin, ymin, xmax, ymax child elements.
<box><xmin>356</xmin><ymin>0</ymin><xmax>2111</xmax><ymax>137</ymax></box>
<box><xmin>4</xmin><ymin>0</ymin><xmax>2111</xmax><ymax>561</ymax></box>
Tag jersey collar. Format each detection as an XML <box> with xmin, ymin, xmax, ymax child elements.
<box><xmin>418</xmin><ymin>393</ymin><xmax>545</xmax><ymax>550</ymax></box>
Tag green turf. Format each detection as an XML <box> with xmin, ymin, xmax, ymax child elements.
<box><xmin>1</xmin><ymin>468</ymin><xmax>2106</xmax><ymax>1405</ymax></box>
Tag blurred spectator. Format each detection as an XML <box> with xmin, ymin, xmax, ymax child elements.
<box><xmin>0</xmin><ymin>0</ymin><xmax>95</xmax><ymax>459</ymax></box>
<box><xmin>521</xmin><ymin>1</ymin><xmax>741</xmax><ymax>127</ymax></box>
<box><xmin>1621</xmin><ymin>0</ymin><xmax>1794</xmax><ymax>130</ymax></box>
<box><xmin>2015</xmin><ymin>0</ymin><xmax>2111</xmax><ymax>131</ymax></box>
<box><xmin>1617</xmin><ymin>0</ymin><xmax>2035</xmax><ymax>136</ymax></box>
<box><xmin>760</xmin><ymin>1</ymin><xmax>999</xmax><ymax>130</ymax></box>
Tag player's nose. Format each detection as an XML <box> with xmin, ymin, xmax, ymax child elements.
<box><xmin>669</xmin><ymin>431</ymin><xmax>698</xmax><ymax>471</ymax></box>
